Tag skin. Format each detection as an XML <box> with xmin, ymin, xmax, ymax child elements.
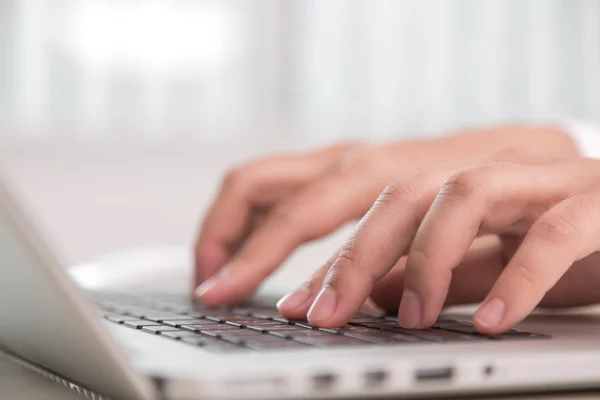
<box><xmin>193</xmin><ymin>124</ymin><xmax>584</xmax><ymax>332</ymax></box>
<box><xmin>285</xmin><ymin>151</ymin><xmax>600</xmax><ymax>335</ymax></box>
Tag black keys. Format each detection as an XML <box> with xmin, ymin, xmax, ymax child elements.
<box><xmin>143</xmin><ymin>315</ymin><xmax>198</xmax><ymax>323</ymax></box>
<box><xmin>161</xmin><ymin>331</ymin><xmax>204</xmax><ymax>340</ymax></box>
<box><xmin>105</xmin><ymin>315</ymin><xmax>146</xmax><ymax>323</ymax></box>
<box><xmin>486</xmin><ymin>331</ymin><xmax>551</xmax><ymax>340</ymax></box>
<box><xmin>141</xmin><ymin>326</ymin><xmax>182</xmax><ymax>335</ymax></box>
<box><xmin>162</xmin><ymin>319</ymin><xmax>207</xmax><ymax>328</ymax></box>
<box><xmin>122</xmin><ymin>321</ymin><xmax>162</xmax><ymax>329</ymax></box>
<box><xmin>180</xmin><ymin>336</ymin><xmax>246</xmax><ymax>353</ymax></box>
<box><xmin>95</xmin><ymin>292</ymin><xmax>551</xmax><ymax>350</ymax></box>
<box><xmin>181</xmin><ymin>323</ymin><xmax>241</xmax><ymax>333</ymax></box>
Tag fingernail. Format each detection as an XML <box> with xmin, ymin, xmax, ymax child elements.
<box><xmin>358</xmin><ymin>297</ymin><xmax>386</xmax><ymax>317</ymax></box>
<box><xmin>398</xmin><ymin>289</ymin><xmax>422</xmax><ymax>328</ymax></box>
<box><xmin>307</xmin><ymin>285</ymin><xmax>337</xmax><ymax>323</ymax></box>
<box><xmin>277</xmin><ymin>284</ymin><xmax>311</xmax><ymax>311</ymax></box>
<box><xmin>194</xmin><ymin>276</ymin><xmax>222</xmax><ymax>298</ymax></box>
<box><xmin>475</xmin><ymin>298</ymin><xmax>505</xmax><ymax>329</ymax></box>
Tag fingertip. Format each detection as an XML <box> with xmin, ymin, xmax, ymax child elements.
<box><xmin>473</xmin><ymin>297</ymin><xmax>508</xmax><ymax>335</ymax></box>
<box><xmin>193</xmin><ymin>267</ymin><xmax>236</xmax><ymax>305</ymax></box>
<box><xmin>358</xmin><ymin>297</ymin><xmax>386</xmax><ymax>318</ymax></box>
<box><xmin>307</xmin><ymin>285</ymin><xmax>337</xmax><ymax>326</ymax></box>
<box><xmin>276</xmin><ymin>284</ymin><xmax>312</xmax><ymax>313</ymax></box>
<box><xmin>397</xmin><ymin>289</ymin><xmax>423</xmax><ymax>329</ymax></box>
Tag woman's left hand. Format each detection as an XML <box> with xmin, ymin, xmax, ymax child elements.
<box><xmin>277</xmin><ymin>149</ymin><xmax>600</xmax><ymax>335</ymax></box>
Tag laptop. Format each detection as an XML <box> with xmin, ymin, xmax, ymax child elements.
<box><xmin>2</xmin><ymin>177</ymin><xmax>600</xmax><ymax>400</ymax></box>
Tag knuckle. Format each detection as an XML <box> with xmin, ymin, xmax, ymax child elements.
<box><xmin>269</xmin><ymin>205</ymin><xmax>299</xmax><ymax>226</ymax></box>
<box><xmin>506</xmin><ymin>260</ymin><xmax>539</xmax><ymax>292</ymax></box>
<box><xmin>531</xmin><ymin>213</ymin><xmax>576</xmax><ymax>246</ymax></box>
<box><xmin>323</xmin><ymin>243</ymin><xmax>363</xmax><ymax>286</ymax></box>
<box><xmin>222</xmin><ymin>166</ymin><xmax>249</xmax><ymax>191</ymax></box>
<box><xmin>375</xmin><ymin>179</ymin><xmax>420</xmax><ymax>207</ymax></box>
<box><xmin>491</xmin><ymin>146</ymin><xmax>522</xmax><ymax>162</ymax></box>
<box><xmin>406</xmin><ymin>247</ymin><xmax>433</xmax><ymax>276</ymax></box>
<box><xmin>440</xmin><ymin>170</ymin><xmax>486</xmax><ymax>201</ymax></box>
<box><xmin>267</xmin><ymin>205</ymin><xmax>309</xmax><ymax>239</ymax></box>
<box><xmin>344</xmin><ymin>149</ymin><xmax>379</xmax><ymax>174</ymax></box>
<box><xmin>336</xmin><ymin>232</ymin><xmax>359</xmax><ymax>268</ymax></box>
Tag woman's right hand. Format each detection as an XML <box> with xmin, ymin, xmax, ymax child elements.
<box><xmin>193</xmin><ymin>125</ymin><xmax>578</xmax><ymax>307</ymax></box>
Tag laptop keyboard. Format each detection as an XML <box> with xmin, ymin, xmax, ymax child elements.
<box><xmin>91</xmin><ymin>292</ymin><xmax>550</xmax><ymax>353</ymax></box>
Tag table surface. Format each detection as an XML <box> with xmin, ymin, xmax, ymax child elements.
<box><xmin>1</xmin><ymin>142</ymin><xmax>600</xmax><ymax>400</ymax></box>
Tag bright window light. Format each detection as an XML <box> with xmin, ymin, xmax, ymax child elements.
<box><xmin>59</xmin><ymin>2</ymin><xmax>242</xmax><ymax>75</ymax></box>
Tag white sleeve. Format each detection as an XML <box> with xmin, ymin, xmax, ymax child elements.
<box><xmin>555</xmin><ymin>118</ymin><xmax>600</xmax><ymax>159</ymax></box>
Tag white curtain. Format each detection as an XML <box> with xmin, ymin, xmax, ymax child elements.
<box><xmin>1</xmin><ymin>0</ymin><xmax>599</xmax><ymax>143</ymax></box>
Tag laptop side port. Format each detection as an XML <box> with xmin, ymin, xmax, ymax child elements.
<box><xmin>415</xmin><ymin>366</ymin><xmax>454</xmax><ymax>382</ymax></box>
<box><xmin>364</xmin><ymin>369</ymin><xmax>388</xmax><ymax>387</ymax></box>
<box><xmin>312</xmin><ymin>373</ymin><xmax>336</xmax><ymax>390</ymax></box>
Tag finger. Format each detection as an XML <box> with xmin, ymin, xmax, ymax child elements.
<box><xmin>401</xmin><ymin>160</ymin><xmax>599</xmax><ymax>329</ymax></box>
<box><xmin>195</xmin><ymin>173</ymin><xmax>375</xmax><ymax>305</ymax></box>
<box><xmin>194</xmin><ymin>143</ymin><xmax>361</xmax><ymax>288</ymax></box>
<box><xmin>276</xmin><ymin>250</ymin><xmax>338</xmax><ymax>320</ymax></box>
<box><xmin>282</xmin><ymin>234</ymin><xmax>506</xmax><ymax>321</ymax></box>
<box><xmin>302</xmin><ymin>155</ymin><xmax>498</xmax><ymax>327</ymax></box>
<box><xmin>372</xmin><ymin>235</ymin><xmax>506</xmax><ymax>312</ymax></box>
<box><xmin>278</xmin><ymin>249</ymin><xmax>389</xmax><ymax>321</ymax></box>
<box><xmin>474</xmin><ymin>193</ymin><xmax>600</xmax><ymax>334</ymax></box>
<box><xmin>278</xmin><ymin>234</ymin><xmax>506</xmax><ymax>321</ymax></box>
<box><xmin>538</xmin><ymin>252</ymin><xmax>600</xmax><ymax>308</ymax></box>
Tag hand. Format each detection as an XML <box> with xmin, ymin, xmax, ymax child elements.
<box><xmin>283</xmin><ymin>148</ymin><xmax>600</xmax><ymax>335</ymax></box>
<box><xmin>194</xmin><ymin>125</ymin><xmax>578</xmax><ymax>306</ymax></box>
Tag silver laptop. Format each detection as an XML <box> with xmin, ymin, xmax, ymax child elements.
<box><xmin>2</xmin><ymin>177</ymin><xmax>600</xmax><ymax>400</ymax></box>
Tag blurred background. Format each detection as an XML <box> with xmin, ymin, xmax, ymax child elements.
<box><xmin>0</xmin><ymin>0</ymin><xmax>599</xmax><ymax>279</ymax></box>
<box><xmin>1</xmin><ymin>0</ymin><xmax>599</xmax><ymax>144</ymax></box>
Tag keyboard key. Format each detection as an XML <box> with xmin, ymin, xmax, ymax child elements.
<box><xmin>246</xmin><ymin>324</ymin><xmax>295</xmax><ymax>333</ymax></box>
<box><xmin>317</xmin><ymin>327</ymin><xmax>341</xmax><ymax>334</ymax></box>
<box><xmin>291</xmin><ymin>323</ymin><xmax>315</xmax><ymax>330</ymax></box>
<box><xmin>198</xmin><ymin>329</ymin><xmax>249</xmax><ymax>338</ymax></box>
<box><xmin>223</xmin><ymin>320</ymin><xmax>260</xmax><ymax>327</ymax></box>
<box><xmin>144</xmin><ymin>315</ymin><xmax>198</xmax><ymax>323</ymax></box>
<box><xmin>183</xmin><ymin>323</ymin><xmax>241</xmax><ymax>332</ymax></box>
<box><xmin>340</xmin><ymin>332</ymin><xmax>394</xmax><ymax>344</ymax></box>
<box><xmin>161</xmin><ymin>331</ymin><xmax>205</xmax><ymax>340</ymax></box>
<box><xmin>487</xmin><ymin>331</ymin><xmax>551</xmax><ymax>340</ymax></box>
<box><xmin>288</xmin><ymin>330</ymin><xmax>333</xmax><ymax>338</ymax></box>
<box><xmin>431</xmin><ymin>321</ymin><xmax>473</xmax><ymax>329</ymax></box>
<box><xmin>246</xmin><ymin>321</ymin><xmax>290</xmax><ymax>327</ymax></box>
<box><xmin>105</xmin><ymin>315</ymin><xmax>145</xmax><ymax>323</ymax></box>
<box><xmin>349</xmin><ymin>317</ymin><xmax>385</xmax><ymax>324</ymax></box>
<box><xmin>123</xmin><ymin>321</ymin><xmax>162</xmax><ymax>329</ymax></box>
<box><xmin>439</xmin><ymin>325</ymin><xmax>481</xmax><ymax>334</ymax></box>
<box><xmin>162</xmin><ymin>319</ymin><xmax>207</xmax><ymax>328</ymax></box>
<box><xmin>181</xmin><ymin>335</ymin><xmax>230</xmax><ymax>346</ymax></box>
<box><xmin>387</xmin><ymin>328</ymin><xmax>476</xmax><ymax>342</ymax></box>
<box><xmin>95</xmin><ymin>292</ymin><xmax>551</xmax><ymax>349</ymax></box>
<box><xmin>220</xmin><ymin>330</ymin><xmax>266</xmax><ymax>340</ymax></box>
<box><xmin>261</xmin><ymin>325</ymin><xmax>306</xmax><ymax>332</ymax></box>
<box><xmin>248</xmin><ymin>310</ymin><xmax>283</xmax><ymax>319</ymax></box>
<box><xmin>358</xmin><ymin>321</ymin><xmax>399</xmax><ymax>329</ymax></box>
<box><xmin>141</xmin><ymin>326</ymin><xmax>182</xmax><ymax>335</ymax></box>
<box><xmin>337</xmin><ymin>326</ymin><xmax>380</xmax><ymax>333</ymax></box>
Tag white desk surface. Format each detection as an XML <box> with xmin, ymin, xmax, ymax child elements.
<box><xmin>1</xmin><ymin>142</ymin><xmax>600</xmax><ymax>400</ymax></box>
